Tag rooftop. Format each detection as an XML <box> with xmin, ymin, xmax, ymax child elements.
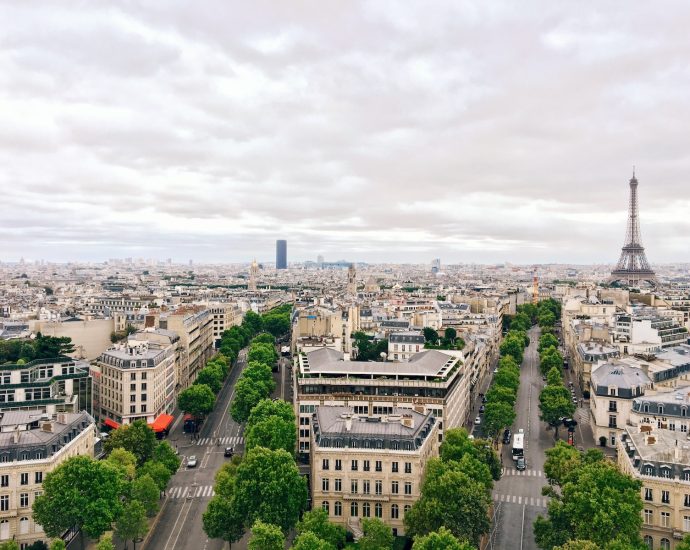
<box><xmin>591</xmin><ymin>361</ymin><xmax>650</xmax><ymax>390</ymax></box>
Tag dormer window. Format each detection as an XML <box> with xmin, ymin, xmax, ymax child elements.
<box><xmin>644</xmin><ymin>404</ymin><xmax>650</xmax><ymax>413</ymax></box>
<box><xmin>659</xmin><ymin>405</ymin><xmax>664</xmax><ymax>415</ymax></box>
<box><xmin>682</xmin><ymin>408</ymin><xmax>687</xmax><ymax>417</ymax></box>
<box><xmin>644</xmin><ymin>465</ymin><xmax>654</xmax><ymax>476</ymax></box>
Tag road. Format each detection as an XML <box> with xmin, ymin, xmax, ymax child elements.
<box><xmin>489</xmin><ymin>326</ymin><xmax>554</xmax><ymax>550</ymax></box>
<box><xmin>145</xmin><ymin>350</ymin><xmax>292</xmax><ymax>550</ymax></box>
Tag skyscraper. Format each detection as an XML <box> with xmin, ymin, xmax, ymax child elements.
<box><xmin>276</xmin><ymin>240</ymin><xmax>287</xmax><ymax>269</ymax></box>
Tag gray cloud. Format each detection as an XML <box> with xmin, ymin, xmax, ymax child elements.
<box><xmin>1</xmin><ymin>1</ymin><xmax>689</xmax><ymax>264</ymax></box>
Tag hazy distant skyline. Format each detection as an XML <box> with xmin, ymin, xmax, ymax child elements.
<box><xmin>1</xmin><ymin>2</ymin><xmax>689</xmax><ymax>265</ymax></box>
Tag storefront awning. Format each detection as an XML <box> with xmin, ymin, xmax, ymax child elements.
<box><xmin>104</xmin><ymin>418</ymin><xmax>120</xmax><ymax>430</ymax></box>
<box><xmin>149</xmin><ymin>414</ymin><xmax>174</xmax><ymax>433</ymax></box>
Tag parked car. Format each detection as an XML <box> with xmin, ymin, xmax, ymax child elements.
<box><xmin>224</xmin><ymin>447</ymin><xmax>234</xmax><ymax>458</ymax></box>
<box><xmin>502</xmin><ymin>429</ymin><xmax>512</xmax><ymax>444</ymax></box>
<box><xmin>479</xmin><ymin>405</ymin><xmax>485</xmax><ymax>413</ymax></box>
<box><xmin>187</xmin><ymin>455</ymin><xmax>198</xmax><ymax>468</ymax></box>
<box><xmin>474</xmin><ymin>416</ymin><xmax>482</xmax><ymax>425</ymax></box>
<box><xmin>516</xmin><ymin>456</ymin><xmax>526</xmax><ymax>471</ymax></box>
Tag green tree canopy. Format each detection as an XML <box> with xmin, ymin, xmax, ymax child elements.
<box><xmin>231</xmin><ymin>377</ymin><xmax>265</xmax><ymax>423</ymax></box>
<box><xmin>115</xmin><ymin>500</ymin><xmax>149</xmax><ymax>549</ymax></box>
<box><xmin>103</xmin><ymin>420</ymin><xmax>157</xmax><ymax>466</ymax></box>
<box><xmin>423</xmin><ymin>327</ymin><xmax>439</xmax><ymax>344</ymax></box>
<box><xmin>95</xmin><ymin>534</ymin><xmax>116</xmax><ymax>550</ymax></box>
<box><xmin>131</xmin><ymin>474</ymin><xmax>160</xmax><ymax>517</ymax></box>
<box><xmin>33</xmin><ymin>455</ymin><xmax>123</xmax><ymax>540</ymax></box>
<box><xmin>538</xmin><ymin>333</ymin><xmax>559</xmax><ymax>353</ymax></box>
<box><xmin>0</xmin><ymin>542</ymin><xmax>20</xmax><ymax>550</ymax></box>
<box><xmin>245</xmin><ymin>415</ymin><xmax>296</xmax><ymax>455</ymax></box>
<box><xmin>444</xmin><ymin>327</ymin><xmax>457</xmax><ymax>343</ymax></box>
<box><xmin>540</xmin><ymin>347</ymin><xmax>564</xmax><ymax>376</ymax></box>
<box><xmin>243</xmin><ymin>361</ymin><xmax>276</xmax><ymax>394</ymax></box>
<box><xmin>499</xmin><ymin>336</ymin><xmax>524</xmax><ymax>364</ymax></box>
<box><xmin>137</xmin><ymin>460</ymin><xmax>172</xmax><ymax>492</ymax></box>
<box><xmin>359</xmin><ymin>518</ymin><xmax>394</xmax><ymax>550</ymax></box>
<box><xmin>493</xmin><ymin>368</ymin><xmax>520</xmax><ymax>392</ymax></box>
<box><xmin>539</xmin><ymin>385</ymin><xmax>576</xmax><ymax>439</ymax></box>
<box><xmin>247</xmin><ymin>398</ymin><xmax>295</xmax><ymax>425</ymax></box>
<box><xmin>291</xmin><ymin>531</ymin><xmax>334</xmax><ymax>550</ymax></box>
<box><xmin>253</xmin><ymin>332</ymin><xmax>276</xmax><ymax>345</ymax></box>
<box><xmin>482</xmin><ymin>400</ymin><xmax>516</xmax><ymax>439</ymax></box>
<box><xmin>248</xmin><ymin>520</ymin><xmax>285</xmax><ymax>550</ymax></box>
<box><xmin>178</xmin><ymin>383</ymin><xmax>216</xmax><ymax>418</ymax></box>
<box><xmin>412</xmin><ymin>527</ymin><xmax>474</xmax><ymax>550</ymax></box>
<box><xmin>547</xmin><ymin>366</ymin><xmax>564</xmax><ymax>386</ymax></box>
<box><xmin>152</xmin><ymin>441</ymin><xmax>181</xmax><ymax>475</ymax></box>
<box><xmin>49</xmin><ymin>541</ymin><xmax>66</xmax><ymax>550</ymax></box>
<box><xmin>296</xmin><ymin>509</ymin><xmax>346</xmax><ymax>549</ymax></box>
<box><xmin>248</xmin><ymin>342</ymin><xmax>277</xmax><ymax>366</ymax></box>
<box><xmin>263</xmin><ymin>314</ymin><xmax>291</xmax><ymax>337</ymax></box>
<box><xmin>196</xmin><ymin>365</ymin><xmax>224</xmax><ymax>394</ymax></box>
<box><xmin>105</xmin><ymin>447</ymin><xmax>137</xmax><ymax>480</ymax></box>
<box><xmin>243</xmin><ymin>311</ymin><xmax>264</xmax><ymax>334</ymax></box>
<box><xmin>485</xmin><ymin>385</ymin><xmax>516</xmax><ymax>407</ymax></box>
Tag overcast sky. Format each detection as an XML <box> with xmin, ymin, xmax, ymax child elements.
<box><xmin>1</xmin><ymin>2</ymin><xmax>689</xmax><ymax>265</ymax></box>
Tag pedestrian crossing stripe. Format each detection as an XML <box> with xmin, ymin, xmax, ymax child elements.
<box><xmin>492</xmin><ymin>494</ymin><xmax>549</xmax><ymax>508</ymax></box>
<box><xmin>502</xmin><ymin>469</ymin><xmax>543</xmax><ymax>477</ymax></box>
<box><xmin>168</xmin><ymin>485</ymin><xmax>215</xmax><ymax>499</ymax></box>
<box><xmin>195</xmin><ymin>436</ymin><xmax>244</xmax><ymax>446</ymax></box>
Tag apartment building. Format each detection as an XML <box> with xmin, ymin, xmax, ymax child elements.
<box><xmin>387</xmin><ymin>332</ymin><xmax>424</xmax><ymax>362</ymax></box>
<box><xmin>618</xmin><ymin>426</ymin><xmax>690</xmax><ymax>550</ymax></box>
<box><xmin>95</xmin><ymin>338</ymin><xmax>176</xmax><ymax>426</ymax></box>
<box><xmin>614</xmin><ymin>312</ymin><xmax>688</xmax><ymax>355</ymax></box>
<box><xmin>294</xmin><ymin>347</ymin><xmax>470</xmax><ymax>455</ymax></box>
<box><xmin>573</xmin><ymin>340</ymin><xmax>620</xmax><ymax>392</ymax></box>
<box><xmin>630</xmin><ymin>386</ymin><xmax>690</xmax><ymax>433</ymax></box>
<box><xmin>310</xmin><ymin>406</ymin><xmax>439</xmax><ymax>537</ymax></box>
<box><xmin>206</xmin><ymin>303</ymin><xmax>243</xmax><ymax>346</ymax></box>
<box><xmin>589</xmin><ymin>362</ymin><xmax>651</xmax><ymax>447</ymax></box>
<box><xmin>0</xmin><ymin>358</ymin><xmax>92</xmax><ymax>415</ymax></box>
<box><xmin>159</xmin><ymin>307</ymin><xmax>214</xmax><ymax>390</ymax></box>
<box><xmin>0</xmin><ymin>410</ymin><xmax>96</xmax><ymax>548</ymax></box>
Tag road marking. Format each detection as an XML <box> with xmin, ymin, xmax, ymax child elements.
<box><xmin>520</xmin><ymin>503</ymin><xmax>526</xmax><ymax>550</ymax></box>
<box><xmin>164</xmin><ymin>493</ymin><xmax>194</xmax><ymax>549</ymax></box>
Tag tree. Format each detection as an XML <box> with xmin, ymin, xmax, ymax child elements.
<box><xmin>292</xmin><ymin>532</ymin><xmax>334</xmax><ymax>550</ymax></box>
<box><xmin>540</xmin><ymin>347</ymin><xmax>563</xmax><ymax>376</ymax></box>
<box><xmin>677</xmin><ymin>534</ymin><xmax>690</xmax><ymax>550</ymax></box>
<box><xmin>244</xmin><ymin>311</ymin><xmax>264</xmax><ymax>334</ymax></box>
<box><xmin>444</xmin><ymin>327</ymin><xmax>457</xmax><ymax>343</ymax></box>
<box><xmin>534</xmin><ymin>460</ymin><xmax>643</xmax><ymax>549</ymax></box>
<box><xmin>231</xmin><ymin>377</ymin><xmax>265</xmax><ymax>423</ymax></box>
<box><xmin>471</xmin><ymin>438</ymin><xmax>502</xmax><ymax>481</ymax></box>
<box><xmin>498</xmin><ymin>355</ymin><xmax>519</xmax><ymax>371</ymax></box>
<box><xmin>196</xmin><ymin>365</ymin><xmax>224</xmax><ymax>394</ymax></box>
<box><xmin>543</xmin><ymin>441</ymin><xmax>582</xmax><ymax>486</ymax></box>
<box><xmin>554</xmin><ymin>541</ymin><xmax>599</xmax><ymax>550</ymax></box>
<box><xmin>248</xmin><ymin>342</ymin><xmax>277</xmax><ymax>366</ymax></box>
<box><xmin>482</xmin><ymin>400</ymin><xmax>516</xmax><ymax>439</ymax></box>
<box><xmin>296</xmin><ymin>509</ymin><xmax>347</xmax><ymax>549</ymax></box>
<box><xmin>539</xmin><ymin>385</ymin><xmax>576</xmax><ymax>439</ymax></box>
<box><xmin>95</xmin><ymin>535</ymin><xmax>115</xmax><ymax>550</ymax></box>
<box><xmin>242</xmin><ymin>361</ymin><xmax>275</xmax><ymax>394</ymax></box>
<box><xmin>405</xmin><ymin>459</ymin><xmax>490</xmax><ymax>546</ymax></box>
<box><xmin>538</xmin><ymin>310</ymin><xmax>557</xmax><ymax>328</ymax></box>
<box><xmin>116</xmin><ymin>500</ymin><xmax>149</xmax><ymax>550</ymax></box>
<box><xmin>137</xmin><ymin>460</ymin><xmax>172</xmax><ymax>492</ymax></box>
<box><xmin>178</xmin><ymin>383</ymin><xmax>216</xmax><ymax>418</ymax></box>
<box><xmin>49</xmin><ymin>541</ymin><xmax>66</xmax><ymax>550</ymax></box>
<box><xmin>152</xmin><ymin>441</ymin><xmax>181</xmax><ymax>475</ymax></box>
<box><xmin>423</xmin><ymin>327</ymin><xmax>439</xmax><ymax>344</ymax></box>
<box><xmin>103</xmin><ymin>420</ymin><xmax>157</xmax><ymax>466</ymax></box>
<box><xmin>263</xmin><ymin>315</ymin><xmax>291</xmax><ymax>338</ymax></box>
<box><xmin>248</xmin><ymin>520</ymin><xmax>285</xmax><ymax>550</ymax></box>
<box><xmin>538</xmin><ymin>333</ymin><xmax>559</xmax><ymax>354</ymax></box>
<box><xmin>493</xmin><ymin>368</ymin><xmax>520</xmax><ymax>392</ymax></box>
<box><xmin>33</xmin><ymin>333</ymin><xmax>75</xmax><ymax>358</ymax></box>
<box><xmin>485</xmin><ymin>385</ymin><xmax>516</xmax><ymax>407</ymax></box>
<box><xmin>412</xmin><ymin>527</ymin><xmax>474</xmax><ymax>550</ymax></box>
<box><xmin>33</xmin><ymin>456</ymin><xmax>123</xmax><ymax>541</ymax></box>
<box><xmin>359</xmin><ymin>518</ymin><xmax>394</xmax><ymax>550</ymax></box>
<box><xmin>105</xmin><ymin>447</ymin><xmax>137</xmax><ymax>480</ymax></box>
<box><xmin>439</xmin><ymin>428</ymin><xmax>475</xmax><ymax>463</ymax></box>
<box><xmin>247</xmin><ymin>398</ymin><xmax>295</xmax><ymax>426</ymax></box>
<box><xmin>131</xmin><ymin>474</ymin><xmax>160</xmax><ymax>517</ymax></box>
<box><xmin>547</xmin><ymin>366</ymin><xmax>564</xmax><ymax>386</ymax></box>
<box><xmin>0</xmin><ymin>542</ymin><xmax>20</xmax><ymax>550</ymax></box>
<box><xmin>245</xmin><ymin>415</ymin><xmax>296</xmax><ymax>455</ymax></box>
<box><xmin>500</xmin><ymin>335</ymin><xmax>524</xmax><ymax>364</ymax></box>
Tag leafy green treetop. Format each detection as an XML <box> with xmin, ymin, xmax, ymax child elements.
<box><xmin>248</xmin><ymin>520</ymin><xmax>285</xmax><ymax>550</ymax></box>
<box><xmin>296</xmin><ymin>509</ymin><xmax>346</xmax><ymax>549</ymax></box>
<box><xmin>412</xmin><ymin>527</ymin><xmax>475</xmax><ymax>550</ymax></box>
<box><xmin>178</xmin><ymin>383</ymin><xmax>216</xmax><ymax>418</ymax></box>
<box><xmin>103</xmin><ymin>420</ymin><xmax>157</xmax><ymax>466</ymax></box>
<box><xmin>359</xmin><ymin>518</ymin><xmax>394</xmax><ymax>550</ymax></box>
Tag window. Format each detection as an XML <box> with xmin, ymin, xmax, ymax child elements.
<box><xmin>660</xmin><ymin>538</ymin><xmax>670</xmax><ymax>550</ymax></box>
<box><xmin>130</xmin><ymin>405</ymin><xmax>136</xmax><ymax>413</ymax></box>
<box><xmin>19</xmin><ymin>517</ymin><xmax>28</xmax><ymax>535</ymax></box>
<box><xmin>322</xmin><ymin>459</ymin><xmax>329</xmax><ymax>470</ymax></box>
<box><xmin>141</xmin><ymin>383</ymin><xmax>147</xmax><ymax>391</ymax></box>
<box><xmin>363</xmin><ymin>460</ymin><xmax>370</xmax><ymax>472</ymax></box>
<box><xmin>351</xmin><ymin>502</ymin><xmax>358</xmax><ymax>517</ymax></box>
<box><xmin>0</xmin><ymin>496</ymin><xmax>6</xmax><ymax>512</ymax></box>
<box><xmin>608</xmin><ymin>415</ymin><xmax>617</xmax><ymax>429</ymax></box>
<box><xmin>335</xmin><ymin>460</ymin><xmax>342</xmax><ymax>471</ymax></box>
<box><xmin>0</xmin><ymin>476</ymin><xmax>7</xmax><ymax>488</ymax></box>
<box><xmin>405</xmin><ymin>462</ymin><xmax>412</xmax><ymax>474</ymax></box>
<box><xmin>334</xmin><ymin>501</ymin><xmax>342</xmax><ymax>516</ymax></box>
<box><xmin>661</xmin><ymin>468</ymin><xmax>672</xmax><ymax>479</ymax></box>
<box><xmin>391</xmin><ymin>504</ymin><xmax>399</xmax><ymax>519</ymax></box>
<box><xmin>375</xmin><ymin>480</ymin><xmax>382</xmax><ymax>495</ymax></box>
<box><xmin>351</xmin><ymin>460</ymin><xmax>358</xmax><ymax>471</ymax></box>
<box><xmin>405</xmin><ymin>482</ymin><xmax>412</xmax><ymax>495</ymax></box>
<box><xmin>322</xmin><ymin>478</ymin><xmax>329</xmax><ymax>492</ymax></box>
<box><xmin>661</xmin><ymin>511</ymin><xmax>670</xmax><ymax>527</ymax></box>
<box><xmin>141</xmin><ymin>404</ymin><xmax>147</xmax><ymax>413</ymax></box>
<box><xmin>644</xmin><ymin>535</ymin><xmax>653</xmax><ymax>549</ymax></box>
<box><xmin>300</xmin><ymin>417</ymin><xmax>310</xmax><ymax>425</ymax></box>
<box><xmin>130</xmin><ymin>373</ymin><xmax>136</xmax><ymax>380</ymax></box>
<box><xmin>392</xmin><ymin>462</ymin><xmax>399</xmax><ymax>473</ymax></box>
<box><xmin>130</xmin><ymin>395</ymin><xmax>136</xmax><ymax>402</ymax></box>
<box><xmin>404</xmin><ymin>505</ymin><xmax>411</xmax><ymax>517</ymax></box>
<box><xmin>363</xmin><ymin>502</ymin><xmax>371</xmax><ymax>517</ymax></box>
<box><xmin>684</xmin><ymin>516</ymin><xmax>690</xmax><ymax>531</ymax></box>
<box><xmin>20</xmin><ymin>473</ymin><xmax>28</xmax><ymax>485</ymax></box>
<box><xmin>375</xmin><ymin>502</ymin><xmax>382</xmax><ymax>518</ymax></box>
<box><xmin>644</xmin><ymin>509</ymin><xmax>653</xmax><ymax>525</ymax></box>
<box><xmin>141</xmin><ymin>394</ymin><xmax>147</xmax><ymax>402</ymax></box>
<box><xmin>363</xmin><ymin>480</ymin><xmax>370</xmax><ymax>495</ymax></box>
<box><xmin>645</xmin><ymin>488</ymin><xmax>653</xmax><ymax>501</ymax></box>
<box><xmin>351</xmin><ymin>480</ymin><xmax>358</xmax><ymax>494</ymax></box>
<box><xmin>685</xmin><ymin>471</ymin><xmax>690</xmax><ymax>482</ymax></box>
<box><xmin>322</xmin><ymin>501</ymin><xmax>329</xmax><ymax>514</ymax></box>
<box><xmin>375</xmin><ymin>460</ymin><xmax>382</xmax><ymax>472</ymax></box>
<box><xmin>20</xmin><ymin>493</ymin><xmax>28</xmax><ymax>507</ymax></box>
<box><xmin>335</xmin><ymin>479</ymin><xmax>342</xmax><ymax>492</ymax></box>
<box><xmin>35</xmin><ymin>472</ymin><xmax>42</xmax><ymax>484</ymax></box>
<box><xmin>392</xmin><ymin>481</ymin><xmax>399</xmax><ymax>494</ymax></box>
<box><xmin>609</xmin><ymin>400</ymin><xmax>617</xmax><ymax>412</ymax></box>
<box><xmin>130</xmin><ymin>383</ymin><xmax>136</xmax><ymax>391</ymax></box>
<box><xmin>662</xmin><ymin>490</ymin><xmax>670</xmax><ymax>504</ymax></box>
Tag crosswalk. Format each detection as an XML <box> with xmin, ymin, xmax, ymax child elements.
<box><xmin>195</xmin><ymin>436</ymin><xmax>244</xmax><ymax>446</ymax></box>
<box><xmin>168</xmin><ymin>485</ymin><xmax>215</xmax><ymax>499</ymax></box>
<box><xmin>501</xmin><ymin>468</ymin><xmax>543</xmax><ymax>478</ymax></box>
<box><xmin>492</xmin><ymin>493</ymin><xmax>549</xmax><ymax>508</ymax></box>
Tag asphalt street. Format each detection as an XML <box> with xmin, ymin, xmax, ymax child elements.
<box><xmin>488</xmin><ymin>326</ymin><xmax>554</xmax><ymax>550</ymax></box>
<box><xmin>144</xmin><ymin>350</ymin><xmax>292</xmax><ymax>550</ymax></box>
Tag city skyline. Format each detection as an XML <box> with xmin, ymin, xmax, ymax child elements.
<box><xmin>2</xmin><ymin>3</ymin><xmax>690</xmax><ymax>264</ymax></box>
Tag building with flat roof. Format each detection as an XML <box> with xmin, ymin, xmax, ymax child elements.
<box><xmin>276</xmin><ymin>240</ymin><xmax>287</xmax><ymax>270</ymax></box>
<box><xmin>0</xmin><ymin>410</ymin><xmax>95</xmax><ymax>547</ymax></box>
<box><xmin>310</xmin><ymin>406</ymin><xmax>439</xmax><ymax>537</ymax></box>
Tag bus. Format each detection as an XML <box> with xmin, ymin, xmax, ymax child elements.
<box><xmin>512</xmin><ymin>430</ymin><xmax>525</xmax><ymax>461</ymax></box>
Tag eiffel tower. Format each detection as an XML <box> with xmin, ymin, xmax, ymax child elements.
<box><xmin>609</xmin><ymin>170</ymin><xmax>656</xmax><ymax>285</ymax></box>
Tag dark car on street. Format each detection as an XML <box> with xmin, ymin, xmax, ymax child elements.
<box><xmin>224</xmin><ymin>447</ymin><xmax>234</xmax><ymax>457</ymax></box>
<box><xmin>502</xmin><ymin>429</ymin><xmax>512</xmax><ymax>444</ymax></box>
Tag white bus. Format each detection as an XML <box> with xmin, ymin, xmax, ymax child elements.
<box><xmin>512</xmin><ymin>430</ymin><xmax>525</xmax><ymax>461</ymax></box>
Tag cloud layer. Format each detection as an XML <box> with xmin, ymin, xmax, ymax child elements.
<box><xmin>1</xmin><ymin>1</ymin><xmax>689</xmax><ymax>264</ymax></box>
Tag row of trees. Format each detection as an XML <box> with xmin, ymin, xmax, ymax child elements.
<box><xmin>33</xmin><ymin>420</ymin><xmax>181</xmax><ymax>548</ymax></box>
<box><xmin>230</xmin><ymin>336</ymin><xmax>277</xmax><ymax>422</ymax></box>
<box><xmin>0</xmin><ymin>333</ymin><xmax>75</xmax><ymax>364</ymax></box>
<box><xmin>218</xmin><ymin>305</ymin><xmax>292</xmax><ymax>364</ymax></box>
<box><xmin>423</xmin><ymin>327</ymin><xmax>466</xmax><ymax>351</ymax></box>
<box><xmin>177</xmin><ymin>353</ymin><xmax>232</xmax><ymax>419</ymax></box>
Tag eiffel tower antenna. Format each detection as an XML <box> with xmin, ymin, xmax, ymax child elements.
<box><xmin>609</xmin><ymin>170</ymin><xmax>656</xmax><ymax>286</ymax></box>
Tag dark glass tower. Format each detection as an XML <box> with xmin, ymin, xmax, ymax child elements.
<box><xmin>276</xmin><ymin>240</ymin><xmax>287</xmax><ymax>269</ymax></box>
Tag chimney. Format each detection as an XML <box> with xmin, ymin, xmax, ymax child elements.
<box><xmin>57</xmin><ymin>413</ymin><xmax>66</xmax><ymax>424</ymax></box>
<box><xmin>345</xmin><ymin>418</ymin><xmax>352</xmax><ymax>432</ymax></box>
<box><xmin>41</xmin><ymin>422</ymin><xmax>53</xmax><ymax>433</ymax></box>
<box><xmin>401</xmin><ymin>414</ymin><xmax>414</xmax><ymax>429</ymax></box>
<box><xmin>12</xmin><ymin>426</ymin><xmax>20</xmax><ymax>444</ymax></box>
<box><xmin>647</xmin><ymin>436</ymin><xmax>656</xmax><ymax>446</ymax></box>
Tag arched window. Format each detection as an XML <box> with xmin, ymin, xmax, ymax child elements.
<box><xmin>644</xmin><ymin>404</ymin><xmax>650</xmax><ymax>413</ymax></box>
<box><xmin>660</xmin><ymin>538</ymin><xmax>670</xmax><ymax>550</ymax></box>
<box><xmin>643</xmin><ymin>535</ymin><xmax>653</xmax><ymax>549</ymax></box>
<box><xmin>362</xmin><ymin>502</ymin><xmax>370</xmax><ymax>517</ymax></box>
<box><xmin>334</xmin><ymin>501</ymin><xmax>342</xmax><ymax>517</ymax></box>
<box><xmin>0</xmin><ymin>520</ymin><xmax>8</xmax><ymax>540</ymax></box>
<box><xmin>659</xmin><ymin>405</ymin><xmax>664</xmax><ymax>415</ymax></box>
<box><xmin>350</xmin><ymin>501</ymin><xmax>358</xmax><ymax>517</ymax></box>
<box><xmin>375</xmin><ymin>502</ymin><xmax>382</xmax><ymax>518</ymax></box>
<box><xmin>682</xmin><ymin>407</ymin><xmax>687</xmax><ymax>417</ymax></box>
<box><xmin>19</xmin><ymin>517</ymin><xmax>29</xmax><ymax>535</ymax></box>
<box><xmin>391</xmin><ymin>504</ymin><xmax>399</xmax><ymax>519</ymax></box>
<box><xmin>644</xmin><ymin>465</ymin><xmax>655</xmax><ymax>476</ymax></box>
<box><xmin>661</xmin><ymin>467</ymin><xmax>672</xmax><ymax>479</ymax></box>
<box><xmin>322</xmin><ymin>501</ymin><xmax>329</xmax><ymax>514</ymax></box>
<box><xmin>404</xmin><ymin>505</ymin><xmax>411</xmax><ymax>517</ymax></box>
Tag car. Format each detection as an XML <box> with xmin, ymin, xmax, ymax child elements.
<box><xmin>187</xmin><ymin>455</ymin><xmax>198</xmax><ymax>468</ymax></box>
<box><xmin>493</xmin><ymin>368</ymin><xmax>499</xmax><ymax>374</ymax></box>
<box><xmin>516</xmin><ymin>456</ymin><xmax>526</xmax><ymax>471</ymax></box>
<box><xmin>474</xmin><ymin>416</ymin><xmax>481</xmax><ymax>425</ymax></box>
<box><xmin>479</xmin><ymin>405</ymin><xmax>485</xmax><ymax>413</ymax></box>
<box><xmin>502</xmin><ymin>429</ymin><xmax>512</xmax><ymax>444</ymax></box>
<box><xmin>224</xmin><ymin>447</ymin><xmax>234</xmax><ymax>458</ymax></box>
<box><xmin>481</xmin><ymin>396</ymin><xmax>487</xmax><ymax>404</ymax></box>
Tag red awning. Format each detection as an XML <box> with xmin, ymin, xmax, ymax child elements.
<box><xmin>104</xmin><ymin>418</ymin><xmax>120</xmax><ymax>430</ymax></box>
<box><xmin>149</xmin><ymin>414</ymin><xmax>174</xmax><ymax>433</ymax></box>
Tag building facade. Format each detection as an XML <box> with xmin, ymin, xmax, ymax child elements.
<box><xmin>310</xmin><ymin>406</ymin><xmax>439</xmax><ymax>537</ymax></box>
<box><xmin>276</xmin><ymin>240</ymin><xmax>287</xmax><ymax>270</ymax></box>
<box><xmin>387</xmin><ymin>332</ymin><xmax>424</xmax><ymax>362</ymax></box>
